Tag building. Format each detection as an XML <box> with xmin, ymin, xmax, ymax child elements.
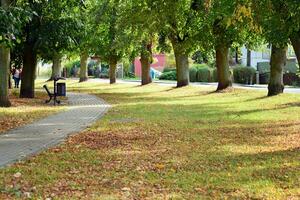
<box><xmin>134</xmin><ymin>54</ymin><xmax>166</xmax><ymax>77</ymax></box>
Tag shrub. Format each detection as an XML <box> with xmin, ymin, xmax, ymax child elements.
<box><xmin>189</xmin><ymin>67</ymin><xmax>198</xmax><ymax>82</ymax></box>
<box><xmin>257</xmin><ymin>61</ymin><xmax>299</xmax><ymax>74</ymax></box>
<box><xmin>257</xmin><ymin>62</ymin><xmax>270</xmax><ymax>74</ymax></box>
<box><xmin>233</xmin><ymin>66</ymin><xmax>256</xmax><ymax>84</ymax></box>
<box><xmin>159</xmin><ymin>71</ymin><xmax>177</xmax><ymax>80</ymax></box>
<box><xmin>212</xmin><ymin>68</ymin><xmax>218</xmax><ymax>82</ymax></box>
<box><xmin>283</xmin><ymin>73</ymin><xmax>300</xmax><ymax>86</ymax></box>
<box><xmin>196</xmin><ymin>67</ymin><xmax>211</xmax><ymax>82</ymax></box>
<box><xmin>163</xmin><ymin>67</ymin><xmax>176</xmax><ymax>73</ymax></box>
<box><xmin>191</xmin><ymin>63</ymin><xmax>210</xmax><ymax>69</ymax></box>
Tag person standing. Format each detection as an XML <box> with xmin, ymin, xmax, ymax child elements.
<box><xmin>12</xmin><ymin>68</ymin><xmax>21</xmax><ymax>88</ymax></box>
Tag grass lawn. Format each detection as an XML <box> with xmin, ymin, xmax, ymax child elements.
<box><xmin>0</xmin><ymin>81</ymin><xmax>300</xmax><ymax>199</ymax></box>
<box><xmin>0</xmin><ymin>88</ymin><xmax>66</xmax><ymax>134</ymax></box>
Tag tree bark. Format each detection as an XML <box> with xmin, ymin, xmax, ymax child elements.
<box><xmin>20</xmin><ymin>42</ymin><xmax>37</xmax><ymax>98</ymax></box>
<box><xmin>79</xmin><ymin>51</ymin><xmax>89</xmax><ymax>82</ymax></box>
<box><xmin>0</xmin><ymin>45</ymin><xmax>11</xmax><ymax>107</ymax></box>
<box><xmin>140</xmin><ymin>41</ymin><xmax>152</xmax><ymax>86</ymax></box>
<box><xmin>0</xmin><ymin>0</ymin><xmax>11</xmax><ymax>107</ymax></box>
<box><xmin>247</xmin><ymin>49</ymin><xmax>251</xmax><ymax>67</ymax></box>
<box><xmin>216</xmin><ymin>45</ymin><xmax>232</xmax><ymax>91</ymax></box>
<box><xmin>109</xmin><ymin>59</ymin><xmax>117</xmax><ymax>84</ymax></box>
<box><xmin>49</xmin><ymin>53</ymin><xmax>62</xmax><ymax>81</ymax></box>
<box><xmin>172</xmin><ymin>42</ymin><xmax>189</xmax><ymax>87</ymax></box>
<box><xmin>268</xmin><ymin>45</ymin><xmax>287</xmax><ymax>96</ymax></box>
<box><xmin>290</xmin><ymin>36</ymin><xmax>300</xmax><ymax>65</ymax></box>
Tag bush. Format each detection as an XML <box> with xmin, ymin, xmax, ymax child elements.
<box><xmin>257</xmin><ymin>61</ymin><xmax>299</xmax><ymax>74</ymax></box>
<box><xmin>191</xmin><ymin>63</ymin><xmax>210</xmax><ymax>69</ymax></box>
<box><xmin>197</xmin><ymin>67</ymin><xmax>211</xmax><ymax>82</ymax></box>
<box><xmin>233</xmin><ymin>66</ymin><xmax>256</xmax><ymax>84</ymax></box>
<box><xmin>212</xmin><ymin>68</ymin><xmax>218</xmax><ymax>82</ymax></box>
<box><xmin>163</xmin><ymin>67</ymin><xmax>176</xmax><ymax>73</ymax></box>
<box><xmin>189</xmin><ymin>67</ymin><xmax>198</xmax><ymax>82</ymax></box>
<box><xmin>159</xmin><ymin>71</ymin><xmax>177</xmax><ymax>80</ymax></box>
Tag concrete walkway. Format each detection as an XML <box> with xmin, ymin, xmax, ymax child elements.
<box><xmin>0</xmin><ymin>93</ymin><xmax>110</xmax><ymax>168</ymax></box>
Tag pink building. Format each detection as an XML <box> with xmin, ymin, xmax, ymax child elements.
<box><xmin>134</xmin><ymin>54</ymin><xmax>166</xmax><ymax>77</ymax></box>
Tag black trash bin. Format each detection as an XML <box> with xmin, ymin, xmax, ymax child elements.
<box><xmin>57</xmin><ymin>82</ymin><xmax>66</xmax><ymax>96</ymax></box>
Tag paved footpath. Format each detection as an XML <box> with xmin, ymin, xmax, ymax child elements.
<box><xmin>0</xmin><ymin>93</ymin><xmax>110</xmax><ymax>168</ymax></box>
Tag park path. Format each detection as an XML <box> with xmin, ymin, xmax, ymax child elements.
<box><xmin>0</xmin><ymin>93</ymin><xmax>110</xmax><ymax>168</ymax></box>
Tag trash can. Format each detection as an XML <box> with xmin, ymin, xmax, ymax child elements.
<box><xmin>57</xmin><ymin>83</ymin><xmax>66</xmax><ymax>96</ymax></box>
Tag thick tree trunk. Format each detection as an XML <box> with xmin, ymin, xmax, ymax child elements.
<box><xmin>109</xmin><ymin>59</ymin><xmax>117</xmax><ymax>84</ymax></box>
<box><xmin>140</xmin><ymin>41</ymin><xmax>152</xmax><ymax>86</ymax></box>
<box><xmin>0</xmin><ymin>45</ymin><xmax>11</xmax><ymax>107</ymax></box>
<box><xmin>290</xmin><ymin>36</ymin><xmax>300</xmax><ymax>65</ymax></box>
<box><xmin>49</xmin><ymin>53</ymin><xmax>62</xmax><ymax>81</ymax></box>
<box><xmin>216</xmin><ymin>45</ymin><xmax>232</xmax><ymax>91</ymax></box>
<box><xmin>0</xmin><ymin>0</ymin><xmax>11</xmax><ymax>107</ymax></box>
<box><xmin>174</xmin><ymin>52</ymin><xmax>189</xmax><ymax>87</ymax></box>
<box><xmin>172</xmin><ymin>44</ymin><xmax>189</xmax><ymax>87</ymax></box>
<box><xmin>247</xmin><ymin>49</ymin><xmax>251</xmax><ymax>67</ymax></box>
<box><xmin>268</xmin><ymin>45</ymin><xmax>287</xmax><ymax>96</ymax></box>
<box><xmin>79</xmin><ymin>51</ymin><xmax>89</xmax><ymax>82</ymax></box>
<box><xmin>20</xmin><ymin>42</ymin><xmax>37</xmax><ymax>98</ymax></box>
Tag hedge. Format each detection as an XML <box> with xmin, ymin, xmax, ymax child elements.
<box><xmin>233</xmin><ymin>66</ymin><xmax>256</xmax><ymax>84</ymax></box>
<box><xmin>159</xmin><ymin>71</ymin><xmax>177</xmax><ymax>80</ymax></box>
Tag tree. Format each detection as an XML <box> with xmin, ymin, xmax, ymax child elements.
<box><xmin>253</xmin><ymin>0</ymin><xmax>291</xmax><ymax>96</ymax></box>
<box><xmin>0</xmin><ymin>0</ymin><xmax>11</xmax><ymax>107</ymax></box>
<box><xmin>18</xmin><ymin>0</ymin><xmax>81</xmax><ymax>97</ymax></box>
<box><xmin>121</xmin><ymin>0</ymin><xmax>157</xmax><ymax>86</ymax></box>
<box><xmin>0</xmin><ymin>0</ymin><xmax>28</xmax><ymax>106</ymax></box>
<box><xmin>91</xmin><ymin>0</ymin><xmax>126</xmax><ymax>84</ymax></box>
<box><xmin>38</xmin><ymin>1</ymin><xmax>80</xmax><ymax>81</ymax></box>
<box><xmin>150</xmin><ymin>0</ymin><xmax>201</xmax><ymax>87</ymax></box>
<box><xmin>200</xmin><ymin>0</ymin><xmax>259</xmax><ymax>91</ymax></box>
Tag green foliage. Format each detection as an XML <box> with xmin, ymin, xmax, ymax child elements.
<box><xmin>257</xmin><ymin>62</ymin><xmax>270</xmax><ymax>74</ymax></box>
<box><xmin>197</xmin><ymin>67</ymin><xmax>212</xmax><ymax>82</ymax></box>
<box><xmin>233</xmin><ymin>66</ymin><xmax>256</xmax><ymax>84</ymax></box>
<box><xmin>257</xmin><ymin>61</ymin><xmax>299</xmax><ymax>74</ymax></box>
<box><xmin>159</xmin><ymin>71</ymin><xmax>177</xmax><ymax>81</ymax></box>
<box><xmin>64</xmin><ymin>59</ymin><xmax>80</xmax><ymax>77</ymax></box>
<box><xmin>189</xmin><ymin>64</ymin><xmax>212</xmax><ymax>82</ymax></box>
<box><xmin>163</xmin><ymin>67</ymin><xmax>176</xmax><ymax>73</ymax></box>
<box><xmin>189</xmin><ymin>67</ymin><xmax>198</xmax><ymax>82</ymax></box>
<box><xmin>0</xmin><ymin>5</ymin><xmax>31</xmax><ymax>47</ymax></box>
<box><xmin>253</xmin><ymin>0</ymin><xmax>300</xmax><ymax>47</ymax></box>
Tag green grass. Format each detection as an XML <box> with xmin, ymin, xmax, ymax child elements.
<box><xmin>0</xmin><ymin>81</ymin><xmax>300</xmax><ymax>199</ymax></box>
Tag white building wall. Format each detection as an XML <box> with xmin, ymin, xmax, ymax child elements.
<box><xmin>241</xmin><ymin>47</ymin><xmax>270</xmax><ymax>69</ymax></box>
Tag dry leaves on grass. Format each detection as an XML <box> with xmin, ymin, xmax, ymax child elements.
<box><xmin>67</xmin><ymin>128</ymin><xmax>155</xmax><ymax>150</ymax></box>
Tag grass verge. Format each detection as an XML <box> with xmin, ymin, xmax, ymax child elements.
<box><xmin>0</xmin><ymin>81</ymin><xmax>299</xmax><ymax>199</ymax></box>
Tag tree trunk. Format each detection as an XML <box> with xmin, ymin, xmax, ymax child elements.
<box><xmin>0</xmin><ymin>45</ymin><xmax>11</xmax><ymax>107</ymax></box>
<box><xmin>268</xmin><ymin>45</ymin><xmax>287</xmax><ymax>96</ymax></box>
<box><xmin>20</xmin><ymin>42</ymin><xmax>37</xmax><ymax>98</ymax></box>
<box><xmin>216</xmin><ymin>45</ymin><xmax>232</xmax><ymax>91</ymax></box>
<box><xmin>247</xmin><ymin>49</ymin><xmax>251</xmax><ymax>67</ymax></box>
<box><xmin>0</xmin><ymin>0</ymin><xmax>11</xmax><ymax>107</ymax></box>
<box><xmin>290</xmin><ymin>36</ymin><xmax>300</xmax><ymax>65</ymax></box>
<box><xmin>79</xmin><ymin>51</ymin><xmax>89</xmax><ymax>82</ymax></box>
<box><xmin>140</xmin><ymin>41</ymin><xmax>152</xmax><ymax>86</ymax></box>
<box><xmin>172</xmin><ymin>43</ymin><xmax>189</xmax><ymax>87</ymax></box>
<box><xmin>109</xmin><ymin>59</ymin><xmax>117</xmax><ymax>84</ymax></box>
<box><xmin>49</xmin><ymin>53</ymin><xmax>62</xmax><ymax>81</ymax></box>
